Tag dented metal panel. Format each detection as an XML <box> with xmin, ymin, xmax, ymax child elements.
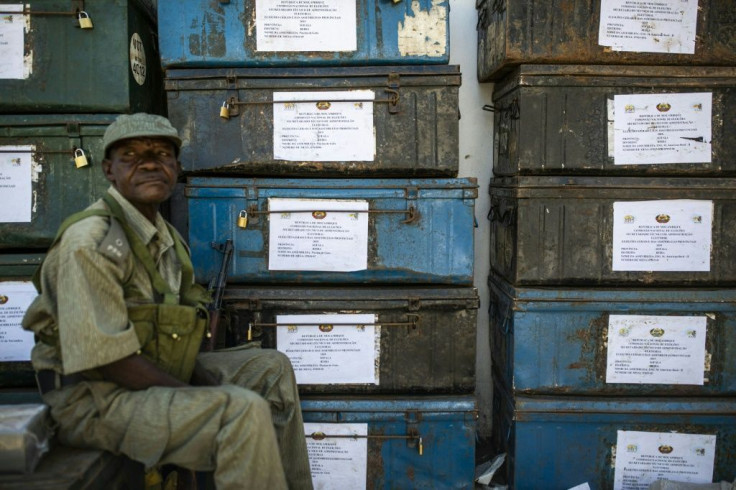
<box><xmin>489</xmin><ymin>273</ymin><xmax>736</xmax><ymax>396</ymax></box>
<box><xmin>492</xmin><ymin>382</ymin><xmax>736</xmax><ymax>489</ymax></box>
<box><xmin>301</xmin><ymin>396</ymin><xmax>477</xmax><ymax>489</ymax></box>
<box><xmin>0</xmin><ymin>0</ymin><xmax>163</xmax><ymax>113</ymax></box>
<box><xmin>489</xmin><ymin>176</ymin><xmax>736</xmax><ymax>286</ymax></box>
<box><xmin>186</xmin><ymin>177</ymin><xmax>477</xmax><ymax>285</ymax></box>
<box><xmin>0</xmin><ymin>115</ymin><xmax>114</xmax><ymax>249</ymax></box>
<box><xmin>476</xmin><ymin>0</ymin><xmax>736</xmax><ymax>82</ymax></box>
<box><xmin>491</xmin><ymin>65</ymin><xmax>736</xmax><ymax>177</ymax></box>
<box><xmin>224</xmin><ymin>286</ymin><xmax>478</xmax><ymax>394</ymax></box>
<box><xmin>158</xmin><ymin>0</ymin><xmax>449</xmax><ymax>68</ymax></box>
<box><xmin>165</xmin><ymin>65</ymin><xmax>461</xmax><ymax>177</ymax></box>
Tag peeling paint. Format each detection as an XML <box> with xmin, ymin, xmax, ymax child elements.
<box><xmin>30</xmin><ymin>153</ymin><xmax>41</xmax><ymax>183</ymax></box>
<box><xmin>23</xmin><ymin>3</ymin><xmax>32</xmax><ymax>77</ymax></box>
<box><xmin>397</xmin><ymin>0</ymin><xmax>447</xmax><ymax>58</ymax></box>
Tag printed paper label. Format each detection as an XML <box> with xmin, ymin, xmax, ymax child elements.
<box><xmin>614</xmin><ymin>431</ymin><xmax>716</xmax><ymax>490</ymax></box>
<box><xmin>0</xmin><ymin>281</ymin><xmax>38</xmax><ymax>361</ymax></box>
<box><xmin>599</xmin><ymin>0</ymin><xmax>698</xmax><ymax>54</ymax></box>
<box><xmin>612</xmin><ymin>200</ymin><xmax>713</xmax><ymax>271</ymax></box>
<box><xmin>0</xmin><ymin>145</ymin><xmax>34</xmax><ymax>223</ymax></box>
<box><xmin>305</xmin><ymin>422</ymin><xmax>367</xmax><ymax>490</ymax></box>
<box><xmin>606</xmin><ymin>315</ymin><xmax>707</xmax><ymax>385</ymax></box>
<box><xmin>256</xmin><ymin>0</ymin><xmax>357</xmax><ymax>52</ymax></box>
<box><xmin>268</xmin><ymin>198</ymin><xmax>369</xmax><ymax>272</ymax></box>
<box><xmin>276</xmin><ymin>313</ymin><xmax>378</xmax><ymax>385</ymax></box>
<box><xmin>0</xmin><ymin>5</ymin><xmax>28</xmax><ymax>79</ymax></box>
<box><xmin>613</xmin><ymin>93</ymin><xmax>712</xmax><ymax>165</ymax></box>
<box><xmin>273</xmin><ymin>90</ymin><xmax>375</xmax><ymax>162</ymax></box>
<box><xmin>129</xmin><ymin>32</ymin><xmax>146</xmax><ymax>86</ymax></box>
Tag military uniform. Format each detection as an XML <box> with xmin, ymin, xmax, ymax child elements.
<box><xmin>23</xmin><ymin>186</ymin><xmax>313</xmax><ymax>489</ymax></box>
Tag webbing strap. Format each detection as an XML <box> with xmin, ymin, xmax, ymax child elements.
<box><xmin>102</xmin><ymin>194</ymin><xmax>179</xmax><ymax>305</ymax></box>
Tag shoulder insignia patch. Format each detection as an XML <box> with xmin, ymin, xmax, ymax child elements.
<box><xmin>98</xmin><ymin>218</ymin><xmax>129</xmax><ymax>263</ymax></box>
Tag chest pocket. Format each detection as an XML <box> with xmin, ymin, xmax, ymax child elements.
<box><xmin>129</xmin><ymin>303</ymin><xmax>208</xmax><ymax>383</ymax></box>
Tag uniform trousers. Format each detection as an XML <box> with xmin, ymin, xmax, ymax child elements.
<box><xmin>42</xmin><ymin>345</ymin><xmax>313</xmax><ymax>490</ymax></box>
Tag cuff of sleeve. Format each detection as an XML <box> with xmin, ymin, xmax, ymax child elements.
<box><xmin>61</xmin><ymin>322</ymin><xmax>142</xmax><ymax>375</ymax></box>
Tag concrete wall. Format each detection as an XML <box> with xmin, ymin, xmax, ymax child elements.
<box><xmin>449</xmin><ymin>0</ymin><xmax>495</xmax><ymax>437</ymax></box>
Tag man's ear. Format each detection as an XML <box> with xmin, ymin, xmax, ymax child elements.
<box><xmin>102</xmin><ymin>158</ymin><xmax>115</xmax><ymax>184</ymax></box>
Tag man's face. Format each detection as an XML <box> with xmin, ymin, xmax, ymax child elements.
<box><xmin>103</xmin><ymin>137</ymin><xmax>180</xmax><ymax>210</ymax></box>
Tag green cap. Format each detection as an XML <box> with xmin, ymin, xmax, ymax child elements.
<box><xmin>103</xmin><ymin>113</ymin><xmax>182</xmax><ymax>157</ymax></box>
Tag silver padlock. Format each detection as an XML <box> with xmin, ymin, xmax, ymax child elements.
<box><xmin>220</xmin><ymin>101</ymin><xmax>230</xmax><ymax>119</ymax></box>
<box><xmin>78</xmin><ymin>11</ymin><xmax>93</xmax><ymax>29</ymax></box>
<box><xmin>74</xmin><ymin>148</ymin><xmax>89</xmax><ymax>168</ymax></box>
<box><xmin>237</xmin><ymin>210</ymin><xmax>248</xmax><ymax>229</ymax></box>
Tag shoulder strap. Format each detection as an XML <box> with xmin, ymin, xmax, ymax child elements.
<box><xmin>32</xmin><ymin>208</ymin><xmax>113</xmax><ymax>292</ymax></box>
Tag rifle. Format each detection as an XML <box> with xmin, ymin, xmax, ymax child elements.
<box><xmin>204</xmin><ymin>239</ymin><xmax>234</xmax><ymax>351</ymax></box>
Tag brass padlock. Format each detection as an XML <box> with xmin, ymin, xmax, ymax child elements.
<box><xmin>78</xmin><ymin>11</ymin><xmax>93</xmax><ymax>29</ymax></box>
<box><xmin>237</xmin><ymin>210</ymin><xmax>248</xmax><ymax>229</ymax></box>
<box><xmin>220</xmin><ymin>101</ymin><xmax>230</xmax><ymax>119</ymax></box>
<box><xmin>74</xmin><ymin>148</ymin><xmax>89</xmax><ymax>168</ymax></box>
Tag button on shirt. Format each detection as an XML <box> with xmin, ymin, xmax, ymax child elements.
<box><xmin>23</xmin><ymin>186</ymin><xmax>183</xmax><ymax>375</ymax></box>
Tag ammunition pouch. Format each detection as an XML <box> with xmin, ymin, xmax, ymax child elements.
<box><xmin>129</xmin><ymin>303</ymin><xmax>209</xmax><ymax>383</ymax></box>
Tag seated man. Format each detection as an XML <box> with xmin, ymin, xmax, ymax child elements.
<box><xmin>22</xmin><ymin>113</ymin><xmax>312</xmax><ymax>489</ymax></box>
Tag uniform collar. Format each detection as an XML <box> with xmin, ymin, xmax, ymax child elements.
<box><xmin>106</xmin><ymin>186</ymin><xmax>174</xmax><ymax>249</ymax></box>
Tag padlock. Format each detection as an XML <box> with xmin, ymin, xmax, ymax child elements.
<box><xmin>78</xmin><ymin>11</ymin><xmax>93</xmax><ymax>29</ymax></box>
<box><xmin>237</xmin><ymin>210</ymin><xmax>248</xmax><ymax>229</ymax></box>
<box><xmin>220</xmin><ymin>101</ymin><xmax>230</xmax><ymax>119</ymax></box>
<box><xmin>74</xmin><ymin>148</ymin><xmax>89</xmax><ymax>168</ymax></box>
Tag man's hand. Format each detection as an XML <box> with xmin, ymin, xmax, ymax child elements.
<box><xmin>190</xmin><ymin>360</ymin><xmax>220</xmax><ymax>387</ymax></box>
<box><xmin>98</xmin><ymin>354</ymin><xmax>188</xmax><ymax>390</ymax></box>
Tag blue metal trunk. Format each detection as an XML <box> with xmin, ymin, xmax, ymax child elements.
<box><xmin>158</xmin><ymin>0</ymin><xmax>449</xmax><ymax>68</ymax></box>
<box><xmin>490</xmin><ymin>176</ymin><xmax>736</xmax><ymax>286</ymax></box>
<box><xmin>223</xmin><ymin>286</ymin><xmax>478</xmax><ymax>394</ymax></box>
<box><xmin>490</xmin><ymin>273</ymin><xmax>736</xmax><ymax>396</ymax></box>
<box><xmin>0</xmin><ymin>115</ymin><xmax>114</xmax><ymax>249</ymax></box>
<box><xmin>492</xmin><ymin>383</ymin><xmax>736</xmax><ymax>489</ymax></box>
<box><xmin>301</xmin><ymin>396</ymin><xmax>477</xmax><ymax>489</ymax></box>
<box><xmin>186</xmin><ymin>177</ymin><xmax>477</xmax><ymax>285</ymax></box>
<box><xmin>0</xmin><ymin>0</ymin><xmax>163</xmax><ymax>114</ymax></box>
<box><xmin>165</xmin><ymin>66</ymin><xmax>461</xmax><ymax>177</ymax></box>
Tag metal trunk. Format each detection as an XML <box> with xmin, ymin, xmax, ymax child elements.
<box><xmin>490</xmin><ymin>273</ymin><xmax>736</xmax><ymax>396</ymax></box>
<box><xmin>223</xmin><ymin>286</ymin><xmax>478</xmax><ymax>395</ymax></box>
<box><xmin>489</xmin><ymin>176</ymin><xmax>736</xmax><ymax>286</ymax></box>
<box><xmin>186</xmin><ymin>177</ymin><xmax>477</xmax><ymax>285</ymax></box>
<box><xmin>158</xmin><ymin>0</ymin><xmax>449</xmax><ymax>68</ymax></box>
<box><xmin>0</xmin><ymin>115</ymin><xmax>114</xmax><ymax>249</ymax></box>
<box><xmin>0</xmin><ymin>0</ymin><xmax>163</xmax><ymax>114</ymax></box>
<box><xmin>476</xmin><ymin>0</ymin><xmax>736</xmax><ymax>82</ymax></box>
<box><xmin>165</xmin><ymin>66</ymin><xmax>461</xmax><ymax>177</ymax></box>
<box><xmin>301</xmin><ymin>396</ymin><xmax>477</xmax><ymax>489</ymax></box>
<box><xmin>491</xmin><ymin>65</ymin><xmax>736</xmax><ymax>177</ymax></box>
<box><xmin>492</xmin><ymin>382</ymin><xmax>736</xmax><ymax>489</ymax></box>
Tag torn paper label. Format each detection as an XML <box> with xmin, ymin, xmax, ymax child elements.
<box><xmin>0</xmin><ymin>145</ymin><xmax>34</xmax><ymax>223</ymax></box>
<box><xmin>599</xmin><ymin>0</ymin><xmax>698</xmax><ymax>54</ymax></box>
<box><xmin>0</xmin><ymin>281</ymin><xmax>38</xmax><ymax>361</ymax></box>
<box><xmin>0</xmin><ymin>5</ymin><xmax>30</xmax><ymax>79</ymax></box>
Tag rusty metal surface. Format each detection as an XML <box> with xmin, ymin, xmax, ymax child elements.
<box><xmin>491</xmin><ymin>65</ymin><xmax>736</xmax><ymax>176</ymax></box>
<box><xmin>301</xmin><ymin>396</ymin><xmax>477</xmax><ymax>489</ymax></box>
<box><xmin>492</xmin><ymin>381</ymin><xmax>736</xmax><ymax>489</ymax></box>
<box><xmin>165</xmin><ymin>66</ymin><xmax>461</xmax><ymax>177</ymax></box>
<box><xmin>489</xmin><ymin>176</ymin><xmax>736</xmax><ymax>286</ymax></box>
<box><xmin>223</xmin><ymin>285</ymin><xmax>478</xmax><ymax>395</ymax></box>
<box><xmin>477</xmin><ymin>0</ymin><xmax>736</xmax><ymax>82</ymax></box>
<box><xmin>489</xmin><ymin>274</ymin><xmax>736</xmax><ymax>396</ymax></box>
<box><xmin>0</xmin><ymin>115</ymin><xmax>114</xmax><ymax>249</ymax></box>
<box><xmin>0</xmin><ymin>0</ymin><xmax>163</xmax><ymax>114</ymax></box>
